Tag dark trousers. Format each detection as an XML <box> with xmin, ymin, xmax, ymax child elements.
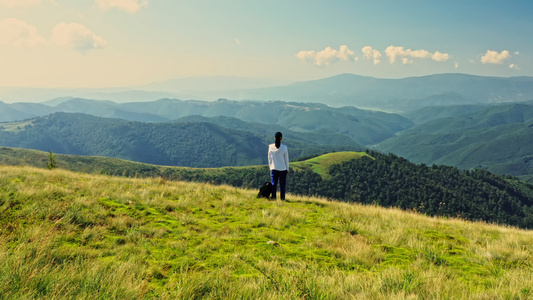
<box><xmin>270</xmin><ymin>170</ymin><xmax>288</xmax><ymax>200</ymax></box>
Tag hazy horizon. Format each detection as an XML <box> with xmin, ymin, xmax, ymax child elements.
<box><xmin>1</xmin><ymin>71</ymin><xmax>531</xmax><ymax>90</ymax></box>
<box><xmin>1</xmin><ymin>72</ymin><xmax>532</xmax><ymax>105</ymax></box>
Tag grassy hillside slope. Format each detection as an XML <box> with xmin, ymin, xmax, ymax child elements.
<box><xmin>0</xmin><ymin>147</ymin><xmax>370</xmax><ymax>182</ymax></box>
<box><xmin>291</xmin><ymin>151</ymin><xmax>372</xmax><ymax>179</ymax></box>
<box><xmin>1</xmin><ymin>166</ymin><xmax>532</xmax><ymax>299</ymax></box>
<box><xmin>3</xmin><ymin>147</ymin><xmax>533</xmax><ymax>229</ymax></box>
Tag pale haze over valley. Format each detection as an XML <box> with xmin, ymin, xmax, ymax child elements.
<box><xmin>0</xmin><ymin>0</ymin><xmax>532</xmax><ymax>102</ymax></box>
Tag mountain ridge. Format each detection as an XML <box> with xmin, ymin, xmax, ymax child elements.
<box><xmin>376</xmin><ymin>103</ymin><xmax>533</xmax><ymax>178</ymax></box>
<box><xmin>0</xmin><ymin>100</ymin><xmax>412</xmax><ymax>145</ymax></box>
<box><xmin>227</xmin><ymin>73</ymin><xmax>533</xmax><ymax>111</ymax></box>
<box><xmin>0</xmin><ymin>113</ymin><xmax>363</xmax><ymax>168</ymax></box>
<box><xmin>2</xmin><ymin>73</ymin><xmax>532</xmax><ymax>110</ymax></box>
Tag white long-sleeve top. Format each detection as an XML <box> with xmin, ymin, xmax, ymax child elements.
<box><xmin>268</xmin><ymin>143</ymin><xmax>289</xmax><ymax>171</ymax></box>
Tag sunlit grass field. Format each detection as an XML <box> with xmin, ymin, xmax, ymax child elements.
<box><xmin>292</xmin><ymin>151</ymin><xmax>372</xmax><ymax>179</ymax></box>
<box><xmin>1</xmin><ymin>165</ymin><xmax>532</xmax><ymax>299</ymax></box>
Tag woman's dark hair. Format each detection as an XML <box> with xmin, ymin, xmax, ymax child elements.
<box><xmin>275</xmin><ymin>132</ymin><xmax>282</xmax><ymax>149</ymax></box>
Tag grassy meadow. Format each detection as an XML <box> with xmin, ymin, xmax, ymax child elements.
<box><xmin>1</xmin><ymin>165</ymin><xmax>532</xmax><ymax>299</ymax></box>
<box><xmin>291</xmin><ymin>151</ymin><xmax>372</xmax><ymax>179</ymax></box>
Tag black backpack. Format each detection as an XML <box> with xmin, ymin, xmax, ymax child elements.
<box><xmin>257</xmin><ymin>182</ymin><xmax>273</xmax><ymax>199</ymax></box>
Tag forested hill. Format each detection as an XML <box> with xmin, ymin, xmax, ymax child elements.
<box><xmin>172</xmin><ymin>115</ymin><xmax>361</xmax><ymax>148</ymax></box>
<box><xmin>2</xmin><ymin>147</ymin><xmax>533</xmax><ymax>229</ymax></box>
<box><xmin>0</xmin><ymin>98</ymin><xmax>413</xmax><ymax>145</ymax></box>
<box><xmin>319</xmin><ymin>151</ymin><xmax>533</xmax><ymax>229</ymax></box>
<box><xmin>376</xmin><ymin>103</ymin><xmax>533</xmax><ymax>180</ymax></box>
<box><xmin>0</xmin><ymin>113</ymin><xmax>361</xmax><ymax>167</ymax></box>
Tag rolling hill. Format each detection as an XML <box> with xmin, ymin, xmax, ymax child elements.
<box><xmin>0</xmin><ymin>113</ymin><xmax>362</xmax><ymax>168</ymax></box>
<box><xmin>173</xmin><ymin>115</ymin><xmax>363</xmax><ymax>148</ymax></box>
<box><xmin>0</xmin><ymin>99</ymin><xmax>413</xmax><ymax>145</ymax></box>
<box><xmin>2</xmin><ymin>147</ymin><xmax>533</xmax><ymax>229</ymax></box>
<box><xmin>399</xmin><ymin>104</ymin><xmax>490</xmax><ymax>124</ymax></box>
<box><xmin>376</xmin><ymin>103</ymin><xmax>533</xmax><ymax>179</ymax></box>
<box><xmin>1</xmin><ymin>165</ymin><xmax>532</xmax><ymax>299</ymax></box>
<box><xmin>0</xmin><ymin>101</ymin><xmax>55</xmax><ymax>122</ymax></box>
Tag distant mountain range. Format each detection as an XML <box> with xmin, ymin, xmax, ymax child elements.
<box><xmin>0</xmin><ymin>86</ymin><xmax>178</xmax><ymax>103</ymax></box>
<box><xmin>2</xmin><ymin>73</ymin><xmax>533</xmax><ymax>180</ymax></box>
<box><xmin>0</xmin><ymin>76</ymin><xmax>287</xmax><ymax>103</ymax></box>
<box><xmin>1</xmin><ymin>73</ymin><xmax>532</xmax><ymax>112</ymax></box>
<box><xmin>0</xmin><ymin>99</ymin><xmax>412</xmax><ymax>145</ymax></box>
<box><xmin>227</xmin><ymin>73</ymin><xmax>533</xmax><ymax>111</ymax></box>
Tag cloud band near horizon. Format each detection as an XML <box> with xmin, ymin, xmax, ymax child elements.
<box><xmin>296</xmin><ymin>46</ymin><xmax>521</xmax><ymax>72</ymax></box>
<box><xmin>297</xmin><ymin>45</ymin><xmax>451</xmax><ymax>67</ymax></box>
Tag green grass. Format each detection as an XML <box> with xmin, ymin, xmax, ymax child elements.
<box><xmin>0</xmin><ymin>120</ymin><xmax>33</xmax><ymax>132</ymax></box>
<box><xmin>518</xmin><ymin>174</ymin><xmax>533</xmax><ymax>184</ymax></box>
<box><xmin>292</xmin><ymin>151</ymin><xmax>372</xmax><ymax>179</ymax></box>
<box><xmin>1</xmin><ymin>165</ymin><xmax>532</xmax><ymax>299</ymax></box>
<box><xmin>0</xmin><ymin>147</ymin><xmax>369</xmax><ymax>181</ymax></box>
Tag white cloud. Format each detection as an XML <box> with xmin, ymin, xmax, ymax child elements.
<box><xmin>296</xmin><ymin>50</ymin><xmax>316</xmax><ymax>64</ymax></box>
<box><xmin>407</xmin><ymin>49</ymin><xmax>431</xmax><ymax>58</ymax></box>
<box><xmin>296</xmin><ymin>45</ymin><xmax>355</xmax><ymax>66</ymax></box>
<box><xmin>509</xmin><ymin>64</ymin><xmax>520</xmax><ymax>70</ymax></box>
<box><xmin>481</xmin><ymin>50</ymin><xmax>510</xmax><ymax>64</ymax></box>
<box><xmin>51</xmin><ymin>22</ymin><xmax>107</xmax><ymax>52</ymax></box>
<box><xmin>402</xmin><ymin>57</ymin><xmax>413</xmax><ymax>64</ymax></box>
<box><xmin>0</xmin><ymin>18</ymin><xmax>46</xmax><ymax>47</ymax></box>
<box><xmin>234</xmin><ymin>38</ymin><xmax>241</xmax><ymax>45</ymax></box>
<box><xmin>336</xmin><ymin>45</ymin><xmax>354</xmax><ymax>60</ymax></box>
<box><xmin>361</xmin><ymin>46</ymin><xmax>382</xmax><ymax>65</ymax></box>
<box><xmin>95</xmin><ymin>0</ymin><xmax>147</xmax><ymax>13</ymax></box>
<box><xmin>0</xmin><ymin>0</ymin><xmax>41</xmax><ymax>7</ymax></box>
<box><xmin>298</xmin><ymin>44</ymin><xmax>450</xmax><ymax>67</ymax></box>
<box><xmin>385</xmin><ymin>46</ymin><xmax>409</xmax><ymax>63</ymax></box>
<box><xmin>314</xmin><ymin>47</ymin><xmax>340</xmax><ymax>66</ymax></box>
<box><xmin>431</xmin><ymin>51</ymin><xmax>449</xmax><ymax>62</ymax></box>
<box><xmin>454</xmin><ymin>62</ymin><xmax>459</xmax><ymax>69</ymax></box>
<box><xmin>385</xmin><ymin>45</ymin><xmax>449</xmax><ymax>64</ymax></box>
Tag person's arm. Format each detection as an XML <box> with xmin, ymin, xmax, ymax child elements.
<box><xmin>284</xmin><ymin>147</ymin><xmax>289</xmax><ymax>172</ymax></box>
<box><xmin>268</xmin><ymin>149</ymin><xmax>272</xmax><ymax>169</ymax></box>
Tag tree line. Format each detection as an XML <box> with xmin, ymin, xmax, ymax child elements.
<box><xmin>4</xmin><ymin>144</ymin><xmax>532</xmax><ymax>229</ymax></box>
<box><xmin>95</xmin><ymin>150</ymin><xmax>533</xmax><ymax>229</ymax></box>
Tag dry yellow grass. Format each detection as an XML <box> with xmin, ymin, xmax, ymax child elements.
<box><xmin>0</xmin><ymin>165</ymin><xmax>532</xmax><ymax>299</ymax></box>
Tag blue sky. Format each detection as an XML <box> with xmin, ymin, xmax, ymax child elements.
<box><xmin>0</xmin><ymin>0</ymin><xmax>532</xmax><ymax>88</ymax></box>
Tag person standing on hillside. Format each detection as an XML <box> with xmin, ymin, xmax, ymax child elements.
<box><xmin>268</xmin><ymin>132</ymin><xmax>289</xmax><ymax>200</ymax></box>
